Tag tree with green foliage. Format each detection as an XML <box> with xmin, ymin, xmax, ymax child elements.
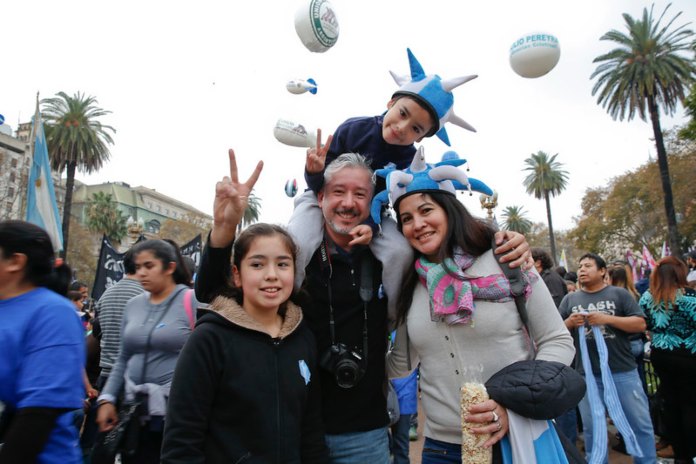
<box><xmin>570</xmin><ymin>143</ymin><xmax>696</xmax><ymax>259</ymax></box>
<box><xmin>86</xmin><ymin>192</ymin><xmax>127</xmax><ymax>243</ymax></box>
<box><xmin>523</xmin><ymin>151</ymin><xmax>568</xmax><ymax>264</ymax></box>
<box><xmin>591</xmin><ymin>3</ymin><xmax>696</xmax><ymax>257</ymax></box>
<box><xmin>500</xmin><ymin>205</ymin><xmax>533</xmax><ymax>234</ymax></box>
<box><xmin>42</xmin><ymin>91</ymin><xmax>115</xmax><ymax>258</ymax></box>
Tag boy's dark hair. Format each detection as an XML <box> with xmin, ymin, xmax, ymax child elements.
<box><xmin>531</xmin><ymin>248</ymin><xmax>553</xmax><ymax>271</ymax></box>
<box><xmin>578</xmin><ymin>252</ymin><xmax>606</xmax><ymax>270</ymax></box>
<box><xmin>123</xmin><ymin>248</ymin><xmax>137</xmax><ymax>275</ymax></box>
<box><xmin>395</xmin><ymin>191</ymin><xmax>495</xmax><ymax>326</ymax></box>
<box><xmin>564</xmin><ymin>271</ymin><xmax>578</xmax><ymax>283</ymax></box>
<box><xmin>67</xmin><ymin>290</ymin><xmax>83</xmax><ymax>302</ymax></box>
<box><xmin>69</xmin><ymin>280</ymin><xmax>87</xmax><ymax>292</ymax></box>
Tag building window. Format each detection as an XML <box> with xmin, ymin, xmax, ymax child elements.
<box><xmin>11</xmin><ymin>158</ymin><xmax>18</xmax><ymax>168</ymax></box>
<box><xmin>7</xmin><ymin>187</ymin><xmax>14</xmax><ymax>197</ymax></box>
<box><xmin>9</xmin><ymin>172</ymin><xmax>15</xmax><ymax>183</ymax></box>
<box><xmin>6</xmin><ymin>202</ymin><xmax>12</xmax><ymax>212</ymax></box>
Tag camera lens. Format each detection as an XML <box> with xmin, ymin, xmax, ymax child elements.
<box><xmin>335</xmin><ymin>359</ymin><xmax>359</xmax><ymax>389</ymax></box>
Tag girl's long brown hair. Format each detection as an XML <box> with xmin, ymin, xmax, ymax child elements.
<box><xmin>608</xmin><ymin>264</ymin><xmax>639</xmax><ymax>300</ymax></box>
<box><xmin>649</xmin><ymin>256</ymin><xmax>688</xmax><ymax>308</ymax></box>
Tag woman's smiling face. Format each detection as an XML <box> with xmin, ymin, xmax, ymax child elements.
<box><xmin>398</xmin><ymin>193</ymin><xmax>448</xmax><ymax>263</ymax></box>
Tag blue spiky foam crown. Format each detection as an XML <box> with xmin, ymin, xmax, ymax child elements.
<box><xmin>391</xmin><ymin>49</ymin><xmax>477</xmax><ymax>146</ymax></box>
<box><xmin>370</xmin><ymin>146</ymin><xmax>493</xmax><ymax>225</ymax></box>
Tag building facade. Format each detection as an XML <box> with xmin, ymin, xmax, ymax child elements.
<box><xmin>0</xmin><ymin>124</ymin><xmax>210</xmax><ymax>232</ymax></box>
<box><xmin>71</xmin><ymin>182</ymin><xmax>211</xmax><ymax>234</ymax></box>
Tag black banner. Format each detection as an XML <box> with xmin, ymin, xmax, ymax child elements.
<box><xmin>91</xmin><ymin>234</ymin><xmax>201</xmax><ymax>300</ymax></box>
<box><xmin>91</xmin><ymin>235</ymin><xmax>125</xmax><ymax>301</ymax></box>
<box><xmin>179</xmin><ymin>234</ymin><xmax>202</xmax><ymax>273</ymax></box>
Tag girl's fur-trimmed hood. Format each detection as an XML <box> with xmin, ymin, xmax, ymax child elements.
<box><xmin>206</xmin><ymin>295</ymin><xmax>303</xmax><ymax>339</ymax></box>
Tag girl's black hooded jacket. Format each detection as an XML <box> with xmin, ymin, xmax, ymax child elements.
<box><xmin>161</xmin><ymin>297</ymin><xmax>328</xmax><ymax>464</ymax></box>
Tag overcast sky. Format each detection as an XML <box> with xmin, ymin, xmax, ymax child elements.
<box><xmin>3</xmin><ymin>0</ymin><xmax>695</xmax><ymax>232</ymax></box>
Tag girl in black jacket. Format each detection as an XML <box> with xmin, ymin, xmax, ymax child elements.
<box><xmin>161</xmin><ymin>150</ymin><xmax>327</xmax><ymax>464</ymax></box>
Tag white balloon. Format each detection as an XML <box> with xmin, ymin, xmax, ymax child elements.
<box><xmin>509</xmin><ymin>32</ymin><xmax>560</xmax><ymax>78</ymax></box>
<box><xmin>273</xmin><ymin>119</ymin><xmax>317</xmax><ymax>148</ymax></box>
<box><xmin>294</xmin><ymin>0</ymin><xmax>339</xmax><ymax>53</ymax></box>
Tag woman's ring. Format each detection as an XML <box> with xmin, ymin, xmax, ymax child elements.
<box><xmin>491</xmin><ymin>411</ymin><xmax>499</xmax><ymax>423</ymax></box>
<box><xmin>496</xmin><ymin>421</ymin><xmax>502</xmax><ymax>432</ymax></box>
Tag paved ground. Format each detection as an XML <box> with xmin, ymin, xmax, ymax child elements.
<box><xmin>406</xmin><ymin>399</ymin><xmax>673</xmax><ymax>463</ymax></box>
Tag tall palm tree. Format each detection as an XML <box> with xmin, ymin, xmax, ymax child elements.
<box><xmin>523</xmin><ymin>151</ymin><xmax>568</xmax><ymax>264</ymax></box>
<box><xmin>42</xmin><ymin>91</ymin><xmax>115</xmax><ymax>258</ymax></box>
<box><xmin>591</xmin><ymin>4</ymin><xmax>696</xmax><ymax>257</ymax></box>
<box><xmin>501</xmin><ymin>205</ymin><xmax>533</xmax><ymax>234</ymax></box>
<box><xmin>237</xmin><ymin>192</ymin><xmax>262</xmax><ymax>233</ymax></box>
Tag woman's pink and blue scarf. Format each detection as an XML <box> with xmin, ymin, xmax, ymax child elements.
<box><xmin>414</xmin><ymin>249</ymin><xmax>537</xmax><ymax>325</ymax></box>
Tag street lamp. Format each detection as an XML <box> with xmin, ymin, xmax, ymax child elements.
<box><xmin>127</xmin><ymin>216</ymin><xmax>144</xmax><ymax>245</ymax></box>
<box><xmin>479</xmin><ymin>191</ymin><xmax>498</xmax><ymax>223</ymax></box>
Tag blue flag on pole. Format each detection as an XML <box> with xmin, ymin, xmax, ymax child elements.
<box><xmin>26</xmin><ymin>98</ymin><xmax>63</xmax><ymax>252</ymax></box>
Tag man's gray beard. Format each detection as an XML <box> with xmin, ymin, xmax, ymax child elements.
<box><xmin>325</xmin><ymin>218</ymin><xmax>353</xmax><ymax>236</ymax></box>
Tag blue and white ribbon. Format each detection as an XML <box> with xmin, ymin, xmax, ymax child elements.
<box><xmin>578</xmin><ymin>325</ymin><xmax>642</xmax><ymax>463</ymax></box>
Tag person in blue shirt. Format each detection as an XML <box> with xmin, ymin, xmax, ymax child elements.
<box><xmin>0</xmin><ymin>220</ymin><xmax>85</xmax><ymax>464</ymax></box>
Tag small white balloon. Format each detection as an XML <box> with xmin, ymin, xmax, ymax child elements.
<box><xmin>286</xmin><ymin>78</ymin><xmax>318</xmax><ymax>95</ymax></box>
<box><xmin>294</xmin><ymin>0</ymin><xmax>339</xmax><ymax>53</ymax></box>
<box><xmin>509</xmin><ymin>32</ymin><xmax>560</xmax><ymax>78</ymax></box>
<box><xmin>273</xmin><ymin>119</ymin><xmax>317</xmax><ymax>148</ymax></box>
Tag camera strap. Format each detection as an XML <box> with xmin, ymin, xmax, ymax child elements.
<box><xmin>359</xmin><ymin>250</ymin><xmax>373</xmax><ymax>359</ymax></box>
<box><xmin>319</xmin><ymin>240</ymin><xmax>373</xmax><ymax>359</ymax></box>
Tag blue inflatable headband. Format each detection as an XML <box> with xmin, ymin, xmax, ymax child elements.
<box><xmin>391</xmin><ymin>49</ymin><xmax>477</xmax><ymax>146</ymax></box>
<box><xmin>370</xmin><ymin>146</ymin><xmax>493</xmax><ymax>224</ymax></box>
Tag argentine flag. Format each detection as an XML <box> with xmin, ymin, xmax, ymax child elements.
<box><xmin>26</xmin><ymin>104</ymin><xmax>63</xmax><ymax>252</ymax></box>
<box><xmin>500</xmin><ymin>410</ymin><xmax>568</xmax><ymax>463</ymax></box>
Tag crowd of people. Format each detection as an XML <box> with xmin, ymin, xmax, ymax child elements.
<box><xmin>1</xmin><ymin>48</ymin><xmax>695</xmax><ymax>464</ymax></box>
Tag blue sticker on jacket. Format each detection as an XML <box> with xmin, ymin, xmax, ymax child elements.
<box><xmin>298</xmin><ymin>360</ymin><xmax>311</xmax><ymax>385</ymax></box>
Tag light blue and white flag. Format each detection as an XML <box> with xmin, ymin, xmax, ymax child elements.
<box><xmin>26</xmin><ymin>98</ymin><xmax>63</xmax><ymax>252</ymax></box>
<box><xmin>500</xmin><ymin>410</ymin><xmax>568</xmax><ymax>464</ymax></box>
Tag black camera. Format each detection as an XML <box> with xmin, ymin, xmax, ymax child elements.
<box><xmin>320</xmin><ymin>343</ymin><xmax>367</xmax><ymax>389</ymax></box>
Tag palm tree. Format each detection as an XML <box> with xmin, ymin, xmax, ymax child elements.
<box><xmin>237</xmin><ymin>192</ymin><xmax>262</xmax><ymax>233</ymax></box>
<box><xmin>501</xmin><ymin>205</ymin><xmax>533</xmax><ymax>235</ymax></box>
<box><xmin>522</xmin><ymin>151</ymin><xmax>568</xmax><ymax>264</ymax></box>
<box><xmin>86</xmin><ymin>192</ymin><xmax>127</xmax><ymax>243</ymax></box>
<box><xmin>591</xmin><ymin>4</ymin><xmax>696</xmax><ymax>257</ymax></box>
<box><xmin>42</xmin><ymin>91</ymin><xmax>115</xmax><ymax>257</ymax></box>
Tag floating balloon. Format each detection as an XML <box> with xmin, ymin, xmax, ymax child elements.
<box><xmin>273</xmin><ymin>119</ymin><xmax>317</xmax><ymax>147</ymax></box>
<box><xmin>0</xmin><ymin>114</ymin><xmax>4</xmax><ymax>125</ymax></box>
<box><xmin>295</xmin><ymin>0</ymin><xmax>339</xmax><ymax>53</ymax></box>
<box><xmin>286</xmin><ymin>78</ymin><xmax>318</xmax><ymax>95</ymax></box>
<box><xmin>509</xmin><ymin>32</ymin><xmax>560</xmax><ymax>78</ymax></box>
<box><xmin>285</xmin><ymin>179</ymin><xmax>298</xmax><ymax>197</ymax></box>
